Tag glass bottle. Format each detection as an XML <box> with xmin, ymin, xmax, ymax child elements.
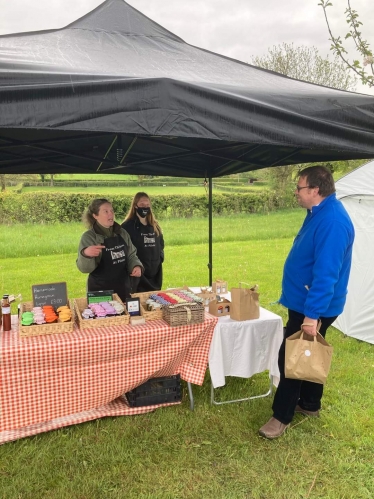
<box><xmin>1</xmin><ymin>294</ymin><xmax>11</xmax><ymax>332</ymax></box>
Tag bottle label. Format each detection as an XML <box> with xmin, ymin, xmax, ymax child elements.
<box><xmin>1</xmin><ymin>306</ymin><xmax>10</xmax><ymax>314</ymax></box>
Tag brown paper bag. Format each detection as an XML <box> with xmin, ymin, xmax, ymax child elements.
<box><xmin>230</xmin><ymin>283</ymin><xmax>259</xmax><ymax>321</ymax></box>
<box><xmin>285</xmin><ymin>329</ymin><xmax>333</xmax><ymax>385</ymax></box>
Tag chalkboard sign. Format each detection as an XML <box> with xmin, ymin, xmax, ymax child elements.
<box><xmin>32</xmin><ymin>282</ymin><xmax>68</xmax><ymax>308</ymax></box>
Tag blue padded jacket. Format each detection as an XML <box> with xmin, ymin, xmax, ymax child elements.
<box><xmin>279</xmin><ymin>193</ymin><xmax>354</xmax><ymax>319</ymax></box>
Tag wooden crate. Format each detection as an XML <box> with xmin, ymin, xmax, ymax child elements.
<box><xmin>19</xmin><ymin>300</ymin><xmax>75</xmax><ymax>337</ymax></box>
<box><xmin>74</xmin><ymin>293</ymin><xmax>129</xmax><ymax>329</ymax></box>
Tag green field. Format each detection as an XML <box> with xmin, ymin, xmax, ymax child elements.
<box><xmin>0</xmin><ymin>210</ymin><xmax>304</xmax><ymax>260</ymax></box>
<box><xmin>0</xmin><ymin>211</ymin><xmax>373</xmax><ymax>499</ymax></box>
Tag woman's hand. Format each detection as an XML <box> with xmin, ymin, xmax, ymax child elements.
<box><xmin>83</xmin><ymin>245</ymin><xmax>105</xmax><ymax>258</ymax></box>
<box><xmin>130</xmin><ymin>266</ymin><xmax>142</xmax><ymax>277</ymax></box>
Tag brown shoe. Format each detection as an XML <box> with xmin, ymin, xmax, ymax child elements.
<box><xmin>258</xmin><ymin>417</ymin><xmax>289</xmax><ymax>439</ymax></box>
<box><xmin>295</xmin><ymin>405</ymin><xmax>320</xmax><ymax>417</ymax></box>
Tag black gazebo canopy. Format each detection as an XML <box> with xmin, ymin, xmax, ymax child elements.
<box><xmin>1</xmin><ymin>0</ymin><xmax>374</xmax><ymax>177</ymax></box>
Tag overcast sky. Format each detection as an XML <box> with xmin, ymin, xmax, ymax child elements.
<box><xmin>0</xmin><ymin>0</ymin><xmax>373</xmax><ymax>95</ymax></box>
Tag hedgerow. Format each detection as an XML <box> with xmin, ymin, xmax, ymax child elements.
<box><xmin>0</xmin><ymin>191</ymin><xmax>293</xmax><ymax>224</ymax></box>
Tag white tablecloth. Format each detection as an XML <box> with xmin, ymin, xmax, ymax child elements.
<box><xmin>208</xmin><ymin>306</ymin><xmax>284</xmax><ymax>388</ymax></box>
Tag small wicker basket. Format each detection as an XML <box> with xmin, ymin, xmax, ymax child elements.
<box><xmin>74</xmin><ymin>293</ymin><xmax>129</xmax><ymax>330</ymax></box>
<box><xmin>130</xmin><ymin>291</ymin><xmax>163</xmax><ymax>321</ymax></box>
<box><xmin>163</xmin><ymin>302</ymin><xmax>205</xmax><ymax>327</ymax></box>
<box><xmin>19</xmin><ymin>300</ymin><xmax>75</xmax><ymax>337</ymax></box>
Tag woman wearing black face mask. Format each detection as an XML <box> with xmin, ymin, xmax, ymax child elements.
<box><xmin>121</xmin><ymin>192</ymin><xmax>164</xmax><ymax>292</ymax></box>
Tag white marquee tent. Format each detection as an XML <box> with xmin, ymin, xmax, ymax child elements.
<box><xmin>334</xmin><ymin>161</ymin><xmax>374</xmax><ymax>344</ymax></box>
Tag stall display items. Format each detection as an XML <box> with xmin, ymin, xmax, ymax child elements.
<box><xmin>1</xmin><ymin>294</ymin><xmax>11</xmax><ymax>332</ymax></box>
<box><xmin>125</xmin><ymin>297</ymin><xmax>145</xmax><ymax>325</ymax></box>
<box><xmin>196</xmin><ymin>287</ymin><xmax>216</xmax><ymax>306</ymax></box>
<box><xmin>74</xmin><ymin>293</ymin><xmax>130</xmax><ymax>329</ymax></box>
<box><xmin>159</xmin><ymin>290</ymin><xmax>205</xmax><ymax>326</ymax></box>
<box><xmin>141</xmin><ymin>289</ymin><xmax>205</xmax><ymax>326</ymax></box>
<box><xmin>32</xmin><ymin>282</ymin><xmax>68</xmax><ymax>308</ymax></box>
<box><xmin>212</xmin><ymin>280</ymin><xmax>228</xmax><ymax>294</ymax></box>
<box><xmin>163</xmin><ymin>302</ymin><xmax>205</xmax><ymax>326</ymax></box>
<box><xmin>87</xmin><ymin>290</ymin><xmax>114</xmax><ymax>304</ymax></box>
<box><xmin>209</xmin><ymin>297</ymin><xmax>231</xmax><ymax>317</ymax></box>
<box><xmin>230</xmin><ymin>283</ymin><xmax>260</xmax><ymax>321</ymax></box>
<box><xmin>131</xmin><ymin>290</ymin><xmax>164</xmax><ymax>321</ymax></box>
<box><xmin>125</xmin><ymin>375</ymin><xmax>182</xmax><ymax>407</ymax></box>
<box><xmin>131</xmin><ymin>288</ymin><xmax>204</xmax><ymax>322</ymax></box>
<box><xmin>19</xmin><ymin>301</ymin><xmax>75</xmax><ymax>337</ymax></box>
<box><xmin>126</xmin><ymin>297</ymin><xmax>141</xmax><ymax>316</ymax></box>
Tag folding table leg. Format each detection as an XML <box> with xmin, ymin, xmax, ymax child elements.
<box><xmin>187</xmin><ymin>382</ymin><xmax>194</xmax><ymax>411</ymax></box>
<box><xmin>210</xmin><ymin>376</ymin><xmax>273</xmax><ymax>406</ymax></box>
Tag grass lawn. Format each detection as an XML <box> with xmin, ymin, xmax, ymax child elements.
<box><xmin>0</xmin><ymin>211</ymin><xmax>373</xmax><ymax>499</ymax></box>
<box><xmin>0</xmin><ymin>210</ymin><xmax>304</xmax><ymax>259</ymax></box>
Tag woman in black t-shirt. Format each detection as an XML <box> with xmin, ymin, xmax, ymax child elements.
<box><xmin>121</xmin><ymin>192</ymin><xmax>164</xmax><ymax>292</ymax></box>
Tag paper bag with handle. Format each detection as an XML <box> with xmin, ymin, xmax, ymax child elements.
<box><xmin>230</xmin><ymin>282</ymin><xmax>259</xmax><ymax>321</ymax></box>
<box><xmin>285</xmin><ymin>321</ymin><xmax>333</xmax><ymax>385</ymax></box>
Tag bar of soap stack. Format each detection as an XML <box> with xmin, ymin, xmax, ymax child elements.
<box><xmin>21</xmin><ymin>304</ymin><xmax>71</xmax><ymax>326</ymax></box>
<box><xmin>146</xmin><ymin>290</ymin><xmax>203</xmax><ymax>310</ymax></box>
<box><xmin>82</xmin><ymin>301</ymin><xmax>125</xmax><ymax>319</ymax></box>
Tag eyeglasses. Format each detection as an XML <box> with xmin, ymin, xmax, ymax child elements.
<box><xmin>295</xmin><ymin>185</ymin><xmax>310</xmax><ymax>192</ymax></box>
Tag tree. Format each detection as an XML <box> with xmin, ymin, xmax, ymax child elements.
<box><xmin>0</xmin><ymin>174</ymin><xmax>40</xmax><ymax>191</ymax></box>
<box><xmin>319</xmin><ymin>0</ymin><xmax>373</xmax><ymax>88</ymax></box>
<box><xmin>252</xmin><ymin>43</ymin><xmax>356</xmax><ymax>90</ymax></box>
<box><xmin>252</xmin><ymin>43</ymin><xmax>358</xmax><ymax>204</ymax></box>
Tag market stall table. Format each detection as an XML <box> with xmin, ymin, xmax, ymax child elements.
<box><xmin>0</xmin><ymin>314</ymin><xmax>217</xmax><ymax>444</ymax></box>
<box><xmin>208</xmin><ymin>307</ymin><xmax>283</xmax><ymax>405</ymax></box>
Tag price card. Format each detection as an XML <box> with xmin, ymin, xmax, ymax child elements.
<box><xmin>126</xmin><ymin>297</ymin><xmax>140</xmax><ymax>316</ymax></box>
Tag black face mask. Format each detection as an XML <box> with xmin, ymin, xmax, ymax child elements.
<box><xmin>136</xmin><ymin>206</ymin><xmax>151</xmax><ymax>218</ymax></box>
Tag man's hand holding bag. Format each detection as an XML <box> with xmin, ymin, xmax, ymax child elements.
<box><xmin>285</xmin><ymin>323</ymin><xmax>333</xmax><ymax>384</ymax></box>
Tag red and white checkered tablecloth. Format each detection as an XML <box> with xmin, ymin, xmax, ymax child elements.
<box><xmin>0</xmin><ymin>314</ymin><xmax>217</xmax><ymax>444</ymax></box>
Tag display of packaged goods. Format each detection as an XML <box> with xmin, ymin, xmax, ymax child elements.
<box><xmin>212</xmin><ymin>280</ymin><xmax>228</xmax><ymax>294</ymax></box>
<box><xmin>74</xmin><ymin>293</ymin><xmax>130</xmax><ymax>329</ymax></box>
<box><xmin>19</xmin><ymin>301</ymin><xmax>75</xmax><ymax>337</ymax></box>
<box><xmin>131</xmin><ymin>287</ymin><xmax>204</xmax><ymax>322</ymax></box>
<box><xmin>208</xmin><ymin>298</ymin><xmax>231</xmax><ymax>317</ymax></box>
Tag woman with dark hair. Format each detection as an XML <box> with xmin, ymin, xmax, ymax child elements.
<box><xmin>121</xmin><ymin>192</ymin><xmax>164</xmax><ymax>292</ymax></box>
<box><xmin>77</xmin><ymin>198</ymin><xmax>143</xmax><ymax>302</ymax></box>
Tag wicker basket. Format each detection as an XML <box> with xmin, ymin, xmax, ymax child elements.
<box><xmin>130</xmin><ymin>291</ymin><xmax>164</xmax><ymax>321</ymax></box>
<box><xmin>19</xmin><ymin>300</ymin><xmax>75</xmax><ymax>337</ymax></box>
<box><xmin>74</xmin><ymin>293</ymin><xmax>129</xmax><ymax>330</ymax></box>
<box><xmin>163</xmin><ymin>302</ymin><xmax>205</xmax><ymax>327</ymax></box>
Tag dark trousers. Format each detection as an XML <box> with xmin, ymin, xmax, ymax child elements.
<box><xmin>272</xmin><ymin>309</ymin><xmax>337</xmax><ymax>425</ymax></box>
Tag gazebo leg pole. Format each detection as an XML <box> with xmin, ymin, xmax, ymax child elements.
<box><xmin>208</xmin><ymin>177</ymin><xmax>213</xmax><ymax>286</ymax></box>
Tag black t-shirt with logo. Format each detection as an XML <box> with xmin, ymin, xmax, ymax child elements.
<box><xmin>121</xmin><ymin>217</ymin><xmax>164</xmax><ymax>292</ymax></box>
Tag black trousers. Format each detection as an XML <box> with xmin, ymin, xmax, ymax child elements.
<box><xmin>272</xmin><ymin>309</ymin><xmax>337</xmax><ymax>425</ymax></box>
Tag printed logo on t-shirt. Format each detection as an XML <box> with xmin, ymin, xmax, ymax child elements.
<box><xmin>144</xmin><ymin>236</ymin><xmax>155</xmax><ymax>244</ymax></box>
<box><xmin>142</xmin><ymin>231</ymin><xmax>156</xmax><ymax>247</ymax></box>
<box><xmin>106</xmin><ymin>243</ymin><xmax>126</xmax><ymax>265</ymax></box>
<box><xmin>111</xmin><ymin>249</ymin><xmax>125</xmax><ymax>260</ymax></box>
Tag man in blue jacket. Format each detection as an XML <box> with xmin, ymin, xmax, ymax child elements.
<box><xmin>259</xmin><ymin>165</ymin><xmax>355</xmax><ymax>439</ymax></box>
